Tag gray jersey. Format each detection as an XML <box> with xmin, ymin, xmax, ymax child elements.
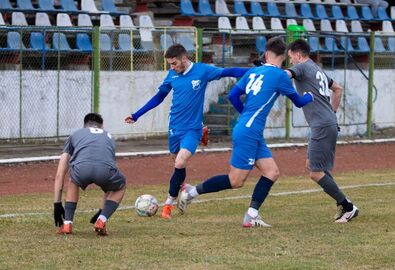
<box><xmin>63</xmin><ymin>127</ymin><xmax>117</xmax><ymax>168</ymax></box>
<box><xmin>288</xmin><ymin>59</ymin><xmax>337</xmax><ymax>128</ymax></box>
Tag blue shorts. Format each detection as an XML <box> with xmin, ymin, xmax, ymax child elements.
<box><xmin>168</xmin><ymin>128</ymin><xmax>202</xmax><ymax>154</ymax></box>
<box><xmin>230</xmin><ymin>126</ymin><xmax>272</xmax><ymax>170</ymax></box>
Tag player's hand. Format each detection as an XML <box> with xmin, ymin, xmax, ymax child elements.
<box><xmin>54</xmin><ymin>202</ymin><xmax>65</xmax><ymax>227</ymax></box>
<box><xmin>337</xmin><ymin>124</ymin><xmax>341</xmax><ymax>132</ymax></box>
<box><xmin>124</xmin><ymin>114</ymin><xmax>135</xmax><ymax>124</ymax></box>
<box><xmin>90</xmin><ymin>209</ymin><xmax>102</xmax><ymax>224</ymax></box>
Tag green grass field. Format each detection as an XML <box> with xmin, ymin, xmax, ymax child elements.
<box><xmin>1</xmin><ymin>169</ymin><xmax>395</xmax><ymax>270</ymax></box>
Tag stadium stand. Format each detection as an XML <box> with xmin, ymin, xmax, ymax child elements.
<box><xmin>336</xmin><ymin>19</ymin><xmax>349</xmax><ymax>32</ymax></box>
<box><xmin>30</xmin><ymin>32</ymin><xmax>49</xmax><ymax>50</ymax></box>
<box><xmin>56</xmin><ymin>13</ymin><xmax>73</xmax><ymax>27</ymax></box>
<box><xmin>52</xmin><ymin>32</ymin><xmax>72</xmax><ymax>51</ymax></box>
<box><xmin>100</xmin><ymin>33</ymin><xmax>113</xmax><ymax>51</ymax></box>
<box><xmin>180</xmin><ymin>0</ymin><xmax>197</xmax><ymax>16</ymax></box>
<box><xmin>270</xmin><ymin>18</ymin><xmax>284</xmax><ymax>31</ymax></box>
<box><xmin>267</xmin><ymin>2</ymin><xmax>282</xmax><ymax>18</ymax></box>
<box><xmin>38</xmin><ymin>0</ymin><xmax>57</xmax><ymax>12</ymax></box>
<box><xmin>252</xmin><ymin>16</ymin><xmax>266</xmax><ymax>31</ymax></box>
<box><xmin>60</xmin><ymin>0</ymin><xmax>81</xmax><ymax>13</ymax></box>
<box><xmin>0</xmin><ymin>13</ymin><xmax>5</xmax><ymax>25</ymax></box>
<box><xmin>0</xmin><ymin>0</ymin><xmax>14</xmax><ymax>11</ymax></box>
<box><xmin>218</xmin><ymin>16</ymin><xmax>232</xmax><ymax>32</ymax></box>
<box><xmin>100</xmin><ymin>14</ymin><xmax>116</xmax><ymax>29</ymax></box>
<box><xmin>12</xmin><ymin>12</ymin><xmax>28</xmax><ymax>25</ymax></box>
<box><xmin>199</xmin><ymin>0</ymin><xmax>215</xmax><ymax>16</ymax></box>
<box><xmin>255</xmin><ymin>36</ymin><xmax>266</xmax><ymax>57</ymax></box>
<box><xmin>287</xmin><ymin>19</ymin><xmax>298</xmax><ymax>27</ymax></box>
<box><xmin>347</xmin><ymin>6</ymin><xmax>360</xmax><ymax>20</ymax></box>
<box><xmin>8</xmin><ymin>31</ymin><xmax>25</xmax><ymax>49</ymax></box>
<box><xmin>78</xmin><ymin>14</ymin><xmax>93</xmax><ymax>27</ymax></box>
<box><xmin>300</xmin><ymin>3</ymin><xmax>318</xmax><ymax>19</ymax></box>
<box><xmin>285</xmin><ymin>3</ymin><xmax>298</xmax><ymax>18</ymax></box>
<box><xmin>101</xmin><ymin>0</ymin><xmax>128</xmax><ymax>15</ymax></box>
<box><xmin>160</xmin><ymin>33</ymin><xmax>174</xmax><ymax>50</ymax></box>
<box><xmin>331</xmin><ymin>5</ymin><xmax>345</xmax><ymax>20</ymax></box>
<box><xmin>215</xmin><ymin>0</ymin><xmax>231</xmax><ymax>16</ymax></box>
<box><xmin>120</xmin><ymin>15</ymin><xmax>134</xmax><ymax>28</ymax></box>
<box><xmin>178</xmin><ymin>34</ymin><xmax>195</xmax><ymax>51</ymax></box>
<box><xmin>82</xmin><ymin>0</ymin><xmax>100</xmax><ymax>13</ymax></box>
<box><xmin>17</xmin><ymin>0</ymin><xmax>35</xmax><ymax>11</ymax></box>
<box><xmin>303</xmin><ymin>19</ymin><xmax>317</xmax><ymax>31</ymax></box>
<box><xmin>316</xmin><ymin>4</ymin><xmax>330</xmax><ymax>19</ymax></box>
<box><xmin>250</xmin><ymin>1</ymin><xmax>265</xmax><ymax>16</ymax></box>
<box><xmin>35</xmin><ymin>12</ymin><xmax>51</xmax><ymax>26</ymax></box>
<box><xmin>234</xmin><ymin>0</ymin><xmax>249</xmax><ymax>16</ymax></box>
<box><xmin>235</xmin><ymin>16</ymin><xmax>251</xmax><ymax>33</ymax></box>
<box><xmin>76</xmin><ymin>33</ymin><xmax>92</xmax><ymax>52</ymax></box>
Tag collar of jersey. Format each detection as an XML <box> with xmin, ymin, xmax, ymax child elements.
<box><xmin>182</xmin><ymin>62</ymin><xmax>194</xmax><ymax>75</ymax></box>
<box><xmin>263</xmin><ymin>63</ymin><xmax>276</xmax><ymax>67</ymax></box>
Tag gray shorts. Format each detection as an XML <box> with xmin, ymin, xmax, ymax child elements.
<box><xmin>307</xmin><ymin>124</ymin><xmax>338</xmax><ymax>172</ymax></box>
<box><xmin>70</xmin><ymin>163</ymin><xmax>126</xmax><ymax>192</ymax></box>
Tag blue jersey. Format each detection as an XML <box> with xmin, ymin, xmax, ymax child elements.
<box><xmin>236</xmin><ymin>64</ymin><xmax>297</xmax><ymax>137</ymax></box>
<box><xmin>158</xmin><ymin>63</ymin><xmax>223</xmax><ymax>130</ymax></box>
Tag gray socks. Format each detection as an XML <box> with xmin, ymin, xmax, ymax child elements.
<box><xmin>317</xmin><ymin>173</ymin><xmax>346</xmax><ymax>204</ymax></box>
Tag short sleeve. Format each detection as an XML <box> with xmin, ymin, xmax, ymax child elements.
<box><xmin>288</xmin><ymin>63</ymin><xmax>304</xmax><ymax>80</ymax></box>
<box><xmin>277</xmin><ymin>71</ymin><xmax>297</xmax><ymax>96</ymax></box>
<box><xmin>63</xmin><ymin>136</ymin><xmax>74</xmax><ymax>155</ymax></box>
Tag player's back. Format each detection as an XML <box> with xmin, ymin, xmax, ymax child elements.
<box><xmin>290</xmin><ymin>59</ymin><xmax>337</xmax><ymax>127</ymax></box>
<box><xmin>66</xmin><ymin>127</ymin><xmax>116</xmax><ymax>167</ymax></box>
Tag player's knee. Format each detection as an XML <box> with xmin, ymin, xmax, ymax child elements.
<box><xmin>229</xmin><ymin>175</ymin><xmax>246</xmax><ymax>188</ymax></box>
<box><xmin>267</xmin><ymin>168</ymin><xmax>280</xmax><ymax>182</ymax></box>
<box><xmin>309</xmin><ymin>172</ymin><xmax>322</xmax><ymax>182</ymax></box>
<box><xmin>174</xmin><ymin>159</ymin><xmax>187</xmax><ymax>169</ymax></box>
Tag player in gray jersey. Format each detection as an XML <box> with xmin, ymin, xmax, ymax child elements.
<box><xmin>286</xmin><ymin>39</ymin><xmax>358</xmax><ymax>223</ymax></box>
<box><xmin>54</xmin><ymin>113</ymin><xmax>126</xmax><ymax>236</ymax></box>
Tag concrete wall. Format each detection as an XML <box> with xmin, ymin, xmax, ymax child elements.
<box><xmin>1</xmin><ymin>69</ymin><xmax>394</xmax><ymax>139</ymax></box>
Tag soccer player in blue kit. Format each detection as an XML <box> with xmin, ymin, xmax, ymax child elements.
<box><xmin>125</xmin><ymin>44</ymin><xmax>249</xmax><ymax>219</ymax></box>
<box><xmin>178</xmin><ymin>37</ymin><xmax>313</xmax><ymax>227</ymax></box>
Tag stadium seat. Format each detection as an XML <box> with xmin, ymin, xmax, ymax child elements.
<box><xmin>252</xmin><ymin>16</ymin><xmax>266</xmax><ymax>31</ymax></box>
<box><xmin>78</xmin><ymin>14</ymin><xmax>93</xmax><ymax>27</ymax></box>
<box><xmin>270</xmin><ymin>18</ymin><xmax>284</xmax><ymax>31</ymax></box>
<box><xmin>82</xmin><ymin>0</ymin><xmax>100</xmax><ymax>13</ymax></box>
<box><xmin>234</xmin><ymin>0</ymin><xmax>248</xmax><ymax>16</ymax></box>
<box><xmin>180</xmin><ymin>0</ymin><xmax>196</xmax><ymax>16</ymax></box>
<box><xmin>340</xmin><ymin>0</ymin><xmax>352</xmax><ymax>4</ymax></box>
<box><xmin>100</xmin><ymin>14</ymin><xmax>116</xmax><ymax>29</ymax></box>
<box><xmin>320</xmin><ymin>19</ymin><xmax>333</xmax><ymax>32</ymax></box>
<box><xmin>235</xmin><ymin>16</ymin><xmax>251</xmax><ymax>33</ymax></box>
<box><xmin>218</xmin><ymin>16</ymin><xmax>232</xmax><ymax>32</ymax></box>
<box><xmin>30</xmin><ymin>32</ymin><xmax>49</xmax><ymax>50</ymax></box>
<box><xmin>76</xmin><ymin>33</ymin><xmax>92</xmax><ymax>52</ymax></box>
<box><xmin>300</xmin><ymin>4</ymin><xmax>317</xmax><ymax>19</ymax></box>
<box><xmin>351</xmin><ymin>20</ymin><xmax>363</xmax><ymax>32</ymax></box>
<box><xmin>178</xmin><ymin>35</ymin><xmax>195</xmax><ymax>51</ymax></box>
<box><xmin>382</xmin><ymin>21</ymin><xmax>394</xmax><ymax>32</ymax></box>
<box><xmin>215</xmin><ymin>0</ymin><xmax>231</xmax><ymax>15</ymax></box>
<box><xmin>267</xmin><ymin>2</ymin><xmax>282</xmax><ymax>17</ymax></box>
<box><xmin>331</xmin><ymin>5</ymin><xmax>344</xmax><ymax>20</ymax></box>
<box><xmin>160</xmin><ymin>34</ymin><xmax>174</xmax><ymax>50</ymax></box>
<box><xmin>316</xmin><ymin>4</ymin><xmax>329</xmax><ymax>20</ymax></box>
<box><xmin>255</xmin><ymin>36</ymin><xmax>266</xmax><ymax>57</ymax></box>
<box><xmin>377</xmin><ymin>7</ymin><xmax>390</xmax><ymax>20</ymax></box>
<box><xmin>285</xmin><ymin>3</ymin><xmax>298</xmax><ymax>18</ymax></box>
<box><xmin>308</xmin><ymin>36</ymin><xmax>321</xmax><ymax>53</ymax></box>
<box><xmin>388</xmin><ymin>37</ymin><xmax>395</xmax><ymax>52</ymax></box>
<box><xmin>7</xmin><ymin>31</ymin><xmax>25</xmax><ymax>49</ymax></box>
<box><xmin>57</xmin><ymin>13</ymin><xmax>73</xmax><ymax>27</ymax></box>
<box><xmin>346</xmin><ymin>6</ymin><xmax>360</xmax><ymax>20</ymax></box>
<box><xmin>38</xmin><ymin>0</ymin><xmax>56</xmax><ymax>11</ymax></box>
<box><xmin>100</xmin><ymin>33</ymin><xmax>113</xmax><ymax>51</ymax></box>
<box><xmin>120</xmin><ymin>15</ymin><xmax>134</xmax><ymax>28</ymax></box>
<box><xmin>361</xmin><ymin>6</ymin><xmax>374</xmax><ymax>21</ymax></box>
<box><xmin>374</xmin><ymin>37</ymin><xmax>387</xmax><ymax>53</ymax></box>
<box><xmin>336</xmin><ymin>20</ymin><xmax>349</xmax><ymax>32</ymax></box>
<box><xmin>340</xmin><ymin>36</ymin><xmax>355</xmax><ymax>52</ymax></box>
<box><xmin>118</xmin><ymin>33</ymin><xmax>132</xmax><ymax>51</ymax></box>
<box><xmin>198</xmin><ymin>0</ymin><xmax>215</xmax><ymax>16</ymax></box>
<box><xmin>303</xmin><ymin>19</ymin><xmax>316</xmax><ymax>31</ymax></box>
<box><xmin>17</xmin><ymin>0</ymin><xmax>35</xmax><ymax>11</ymax></box>
<box><xmin>60</xmin><ymin>0</ymin><xmax>79</xmax><ymax>13</ymax></box>
<box><xmin>12</xmin><ymin>12</ymin><xmax>28</xmax><ymax>26</ymax></box>
<box><xmin>355</xmin><ymin>37</ymin><xmax>370</xmax><ymax>53</ymax></box>
<box><xmin>0</xmin><ymin>0</ymin><xmax>14</xmax><ymax>11</ymax></box>
<box><xmin>250</xmin><ymin>1</ymin><xmax>265</xmax><ymax>16</ymax></box>
<box><xmin>0</xmin><ymin>13</ymin><xmax>5</xmax><ymax>25</ymax></box>
<box><xmin>322</xmin><ymin>37</ymin><xmax>341</xmax><ymax>53</ymax></box>
<box><xmin>101</xmin><ymin>0</ymin><xmax>127</xmax><ymax>15</ymax></box>
<box><xmin>287</xmin><ymin>19</ymin><xmax>298</xmax><ymax>27</ymax></box>
<box><xmin>324</xmin><ymin>0</ymin><xmax>337</xmax><ymax>4</ymax></box>
<box><xmin>52</xmin><ymin>32</ymin><xmax>72</xmax><ymax>51</ymax></box>
<box><xmin>35</xmin><ymin>12</ymin><xmax>51</xmax><ymax>26</ymax></box>
<box><xmin>392</xmin><ymin>6</ymin><xmax>395</xmax><ymax>19</ymax></box>
<box><xmin>139</xmin><ymin>15</ymin><xmax>155</xmax><ymax>51</ymax></box>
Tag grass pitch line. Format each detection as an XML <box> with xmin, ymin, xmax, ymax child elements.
<box><xmin>1</xmin><ymin>182</ymin><xmax>394</xmax><ymax>219</ymax></box>
<box><xmin>1</xmin><ymin>138</ymin><xmax>395</xmax><ymax>164</ymax></box>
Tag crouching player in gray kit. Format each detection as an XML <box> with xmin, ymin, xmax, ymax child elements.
<box><xmin>286</xmin><ymin>39</ymin><xmax>358</xmax><ymax>223</ymax></box>
<box><xmin>54</xmin><ymin>113</ymin><xmax>126</xmax><ymax>236</ymax></box>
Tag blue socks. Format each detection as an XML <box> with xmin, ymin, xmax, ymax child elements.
<box><xmin>196</xmin><ymin>174</ymin><xmax>232</xmax><ymax>194</ymax></box>
<box><xmin>249</xmin><ymin>176</ymin><xmax>274</xmax><ymax>210</ymax></box>
<box><xmin>169</xmin><ymin>168</ymin><xmax>186</xmax><ymax>198</ymax></box>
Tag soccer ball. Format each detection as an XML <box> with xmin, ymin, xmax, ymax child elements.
<box><xmin>134</xmin><ymin>194</ymin><xmax>159</xmax><ymax>217</ymax></box>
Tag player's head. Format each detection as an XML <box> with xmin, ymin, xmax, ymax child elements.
<box><xmin>264</xmin><ymin>37</ymin><xmax>286</xmax><ymax>66</ymax></box>
<box><xmin>84</xmin><ymin>113</ymin><xmax>103</xmax><ymax>128</ymax></box>
<box><xmin>165</xmin><ymin>44</ymin><xmax>190</xmax><ymax>74</ymax></box>
<box><xmin>287</xmin><ymin>39</ymin><xmax>310</xmax><ymax>65</ymax></box>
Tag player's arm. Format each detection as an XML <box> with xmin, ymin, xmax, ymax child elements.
<box><xmin>125</xmin><ymin>88</ymin><xmax>169</xmax><ymax>124</ymax></box>
<box><xmin>279</xmin><ymin>72</ymin><xmax>313</xmax><ymax>108</ymax></box>
<box><xmin>220</xmin><ymin>67</ymin><xmax>250</xmax><ymax>78</ymax></box>
<box><xmin>53</xmin><ymin>152</ymin><xmax>70</xmax><ymax>227</ymax></box>
<box><xmin>227</xmin><ymin>85</ymin><xmax>245</xmax><ymax>113</ymax></box>
<box><xmin>330</xmin><ymin>80</ymin><xmax>343</xmax><ymax>112</ymax></box>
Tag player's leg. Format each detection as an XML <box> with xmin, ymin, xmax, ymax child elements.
<box><xmin>308</xmin><ymin>125</ymin><xmax>358</xmax><ymax>223</ymax></box>
<box><xmin>243</xmin><ymin>141</ymin><xmax>279</xmax><ymax>228</ymax></box>
<box><xmin>162</xmin><ymin>129</ymin><xmax>200</xmax><ymax>218</ymax></box>
<box><xmin>58</xmin><ymin>179</ymin><xmax>80</xmax><ymax>234</ymax></box>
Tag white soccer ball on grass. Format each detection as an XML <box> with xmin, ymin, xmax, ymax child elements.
<box><xmin>134</xmin><ymin>194</ymin><xmax>159</xmax><ymax>217</ymax></box>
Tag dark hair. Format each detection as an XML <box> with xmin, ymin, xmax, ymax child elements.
<box><xmin>84</xmin><ymin>113</ymin><xmax>103</xmax><ymax>127</ymax></box>
<box><xmin>265</xmin><ymin>37</ymin><xmax>286</xmax><ymax>56</ymax></box>
<box><xmin>164</xmin><ymin>43</ymin><xmax>187</xmax><ymax>59</ymax></box>
<box><xmin>287</xmin><ymin>39</ymin><xmax>310</xmax><ymax>56</ymax></box>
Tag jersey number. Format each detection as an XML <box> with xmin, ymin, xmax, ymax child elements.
<box><xmin>316</xmin><ymin>71</ymin><xmax>330</xmax><ymax>97</ymax></box>
<box><xmin>89</xmin><ymin>127</ymin><xmax>103</xmax><ymax>134</ymax></box>
<box><xmin>246</xmin><ymin>74</ymin><xmax>264</xmax><ymax>95</ymax></box>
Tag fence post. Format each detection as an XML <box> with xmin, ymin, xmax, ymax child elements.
<box><xmin>92</xmin><ymin>26</ymin><xmax>100</xmax><ymax>113</ymax></box>
<box><xmin>197</xmin><ymin>28</ymin><xmax>203</xmax><ymax>62</ymax></box>
<box><xmin>367</xmin><ymin>31</ymin><xmax>375</xmax><ymax>138</ymax></box>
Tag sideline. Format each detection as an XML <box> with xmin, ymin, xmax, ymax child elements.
<box><xmin>1</xmin><ymin>182</ymin><xmax>394</xmax><ymax>219</ymax></box>
<box><xmin>1</xmin><ymin>138</ymin><xmax>395</xmax><ymax>164</ymax></box>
